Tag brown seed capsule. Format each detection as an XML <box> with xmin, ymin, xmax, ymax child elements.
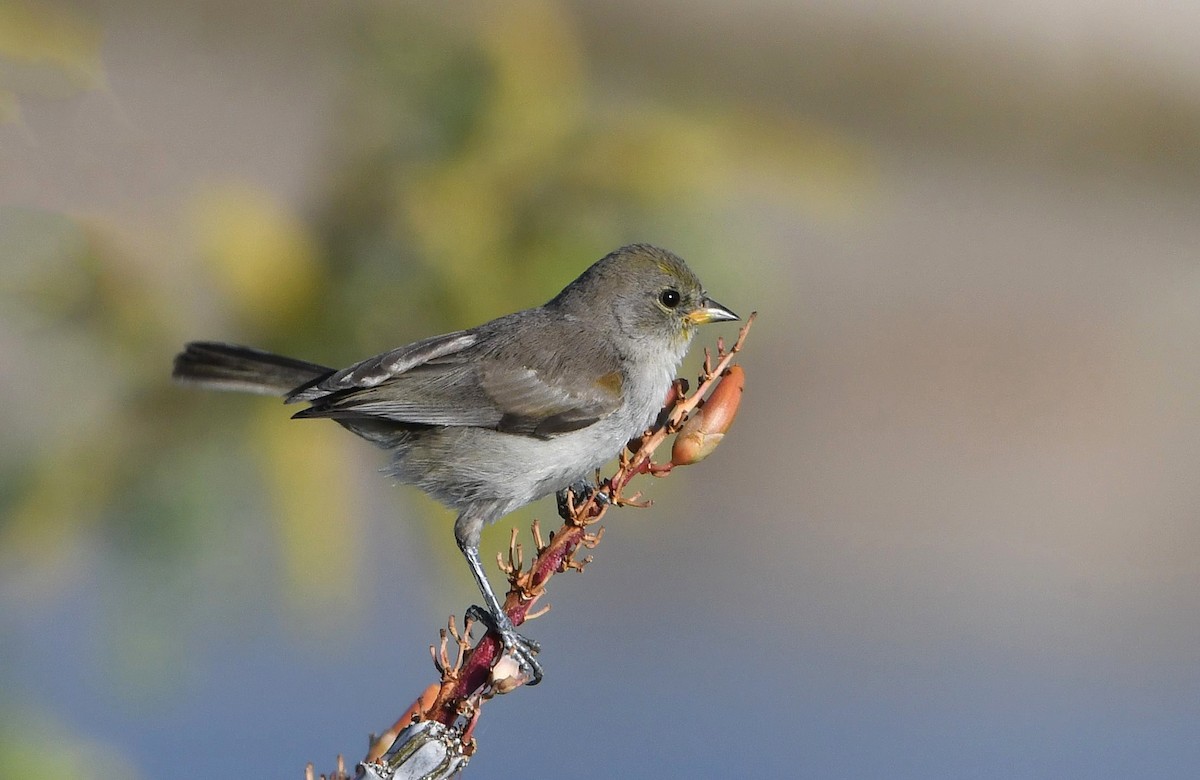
<box><xmin>671</xmin><ymin>365</ymin><xmax>744</xmax><ymax>466</ymax></box>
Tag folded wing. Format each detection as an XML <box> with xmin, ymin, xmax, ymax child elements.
<box><xmin>291</xmin><ymin>315</ymin><xmax>624</xmax><ymax>438</ymax></box>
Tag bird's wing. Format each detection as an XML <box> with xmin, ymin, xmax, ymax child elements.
<box><xmin>286</xmin><ymin>330</ymin><xmax>478</xmax><ymax>403</ymax></box>
<box><xmin>478</xmin><ymin>345</ymin><xmax>625</xmax><ymax>437</ymax></box>
<box><xmin>291</xmin><ymin>316</ymin><xmax>625</xmax><ymax>438</ymax></box>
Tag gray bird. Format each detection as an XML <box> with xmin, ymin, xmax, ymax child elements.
<box><xmin>173</xmin><ymin>244</ymin><xmax>737</xmax><ymax>683</ymax></box>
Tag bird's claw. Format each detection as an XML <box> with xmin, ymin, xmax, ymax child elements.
<box><xmin>555</xmin><ymin>479</ymin><xmax>609</xmax><ymax>520</ymax></box>
<box><xmin>465</xmin><ymin>604</ymin><xmax>544</xmax><ymax>686</ymax></box>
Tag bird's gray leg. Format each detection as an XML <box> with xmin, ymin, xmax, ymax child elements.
<box><xmin>555</xmin><ymin>477</ymin><xmax>609</xmax><ymax>520</ymax></box>
<box><xmin>455</xmin><ymin>509</ymin><xmax>543</xmax><ymax>685</ymax></box>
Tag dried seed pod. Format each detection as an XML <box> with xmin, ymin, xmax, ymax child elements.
<box><xmin>671</xmin><ymin>365</ymin><xmax>744</xmax><ymax>466</ymax></box>
<box><xmin>369</xmin><ymin>719</ymin><xmax>471</xmax><ymax>778</ymax></box>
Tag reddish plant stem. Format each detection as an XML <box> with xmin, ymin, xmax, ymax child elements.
<box><xmin>430</xmin><ymin>523</ymin><xmax>588</xmax><ymax>720</ymax></box>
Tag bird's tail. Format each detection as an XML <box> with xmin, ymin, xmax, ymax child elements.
<box><xmin>172</xmin><ymin>342</ymin><xmax>332</xmax><ymax>397</ymax></box>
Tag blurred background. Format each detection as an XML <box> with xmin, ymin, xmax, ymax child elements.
<box><xmin>3</xmin><ymin>0</ymin><xmax>1200</xmax><ymax>777</ymax></box>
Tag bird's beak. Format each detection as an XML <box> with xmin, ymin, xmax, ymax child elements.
<box><xmin>687</xmin><ymin>297</ymin><xmax>740</xmax><ymax>325</ymax></box>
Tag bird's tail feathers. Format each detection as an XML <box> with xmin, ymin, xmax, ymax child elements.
<box><xmin>172</xmin><ymin>342</ymin><xmax>332</xmax><ymax>397</ymax></box>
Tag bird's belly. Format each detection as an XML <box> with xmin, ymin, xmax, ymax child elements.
<box><xmin>391</xmin><ymin>403</ymin><xmax>656</xmax><ymax>516</ymax></box>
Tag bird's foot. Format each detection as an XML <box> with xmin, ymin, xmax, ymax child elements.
<box><xmin>555</xmin><ymin>478</ymin><xmax>609</xmax><ymax>520</ymax></box>
<box><xmin>465</xmin><ymin>604</ymin><xmax>543</xmax><ymax>686</ymax></box>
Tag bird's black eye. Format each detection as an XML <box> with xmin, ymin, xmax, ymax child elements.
<box><xmin>659</xmin><ymin>288</ymin><xmax>681</xmax><ymax>308</ymax></box>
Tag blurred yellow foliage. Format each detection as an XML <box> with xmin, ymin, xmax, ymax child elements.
<box><xmin>253</xmin><ymin>410</ymin><xmax>359</xmax><ymax>622</ymax></box>
<box><xmin>0</xmin><ymin>438</ymin><xmax>120</xmax><ymax>604</ymax></box>
<box><xmin>0</xmin><ymin>0</ymin><xmax>104</xmax><ymax>98</ymax></box>
<box><xmin>403</xmin><ymin>0</ymin><xmax>585</xmax><ymax>312</ymax></box>
<box><xmin>474</xmin><ymin>0</ymin><xmax>583</xmax><ymax>168</ymax></box>
<box><xmin>0</xmin><ymin>706</ymin><xmax>140</xmax><ymax>780</ymax></box>
<box><xmin>190</xmin><ymin>183</ymin><xmax>323</xmax><ymax>332</ymax></box>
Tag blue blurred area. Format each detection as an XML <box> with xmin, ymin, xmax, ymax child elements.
<box><xmin>3</xmin><ymin>1</ymin><xmax>1200</xmax><ymax>777</ymax></box>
